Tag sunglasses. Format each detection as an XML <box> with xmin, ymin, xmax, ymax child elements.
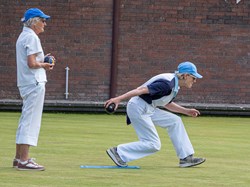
<box><xmin>189</xmin><ymin>74</ymin><xmax>197</xmax><ymax>81</ymax></box>
<box><xmin>40</xmin><ymin>18</ymin><xmax>46</xmax><ymax>23</ymax></box>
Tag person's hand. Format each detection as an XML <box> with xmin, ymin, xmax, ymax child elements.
<box><xmin>186</xmin><ymin>108</ymin><xmax>200</xmax><ymax>117</ymax></box>
<box><xmin>104</xmin><ymin>98</ymin><xmax>119</xmax><ymax>110</ymax></box>
<box><xmin>45</xmin><ymin>53</ymin><xmax>51</xmax><ymax>57</ymax></box>
<box><xmin>43</xmin><ymin>63</ymin><xmax>55</xmax><ymax>71</ymax></box>
<box><xmin>44</xmin><ymin>53</ymin><xmax>56</xmax><ymax>65</ymax></box>
<box><xmin>43</xmin><ymin>53</ymin><xmax>56</xmax><ymax>71</ymax></box>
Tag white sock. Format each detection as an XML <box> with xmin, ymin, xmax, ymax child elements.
<box><xmin>20</xmin><ymin>160</ymin><xmax>28</xmax><ymax>165</ymax></box>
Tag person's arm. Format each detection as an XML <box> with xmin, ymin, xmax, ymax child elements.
<box><xmin>105</xmin><ymin>86</ymin><xmax>149</xmax><ymax>110</ymax></box>
<box><xmin>164</xmin><ymin>102</ymin><xmax>200</xmax><ymax>117</ymax></box>
<box><xmin>27</xmin><ymin>54</ymin><xmax>54</xmax><ymax>70</ymax></box>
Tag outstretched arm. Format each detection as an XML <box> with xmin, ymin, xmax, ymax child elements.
<box><xmin>164</xmin><ymin>102</ymin><xmax>200</xmax><ymax>117</ymax></box>
<box><xmin>105</xmin><ymin>86</ymin><xmax>149</xmax><ymax>110</ymax></box>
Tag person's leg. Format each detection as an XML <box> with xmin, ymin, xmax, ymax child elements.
<box><xmin>13</xmin><ymin>144</ymin><xmax>29</xmax><ymax>167</ymax></box>
<box><xmin>152</xmin><ymin>108</ymin><xmax>205</xmax><ymax>167</ymax></box>
<box><xmin>16</xmin><ymin>83</ymin><xmax>45</xmax><ymax>147</ymax></box>
<box><xmin>19</xmin><ymin>144</ymin><xmax>30</xmax><ymax>161</ymax></box>
<box><xmin>151</xmin><ymin>108</ymin><xmax>194</xmax><ymax>159</ymax></box>
<box><xmin>117</xmin><ymin>97</ymin><xmax>161</xmax><ymax>163</ymax></box>
<box><xmin>15</xmin><ymin>83</ymin><xmax>45</xmax><ymax>170</ymax></box>
<box><xmin>15</xmin><ymin>144</ymin><xmax>20</xmax><ymax>159</ymax></box>
<box><xmin>13</xmin><ymin>144</ymin><xmax>21</xmax><ymax>167</ymax></box>
<box><xmin>14</xmin><ymin>86</ymin><xmax>32</xmax><ymax>167</ymax></box>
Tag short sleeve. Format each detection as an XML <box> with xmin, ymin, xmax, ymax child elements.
<box><xmin>25</xmin><ymin>34</ymin><xmax>43</xmax><ymax>56</ymax></box>
<box><xmin>147</xmin><ymin>79</ymin><xmax>172</xmax><ymax>97</ymax></box>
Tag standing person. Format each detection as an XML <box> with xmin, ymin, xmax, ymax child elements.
<box><xmin>14</xmin><ymin>8</ymin><xmax>55</xmax><ymax>171</ymax></box>
<box><xmin>105</xmin><ymin>61</ymin><xmax>206</xmax><ymax>168</ymax></box>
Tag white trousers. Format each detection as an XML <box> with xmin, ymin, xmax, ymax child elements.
<box><xmin>16</xmin><ymin>82</ymin><xmax>45</xmax><ymax>146</ymax></box>
<box><xmin>118</xmin><ymin>97</ymin><xmax>194</xmax><ymax>162</ymax></box>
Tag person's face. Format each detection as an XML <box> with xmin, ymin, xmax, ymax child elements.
<box><xmin>183</xmin><ymin>74</ymin><xmax>197</xmax><ymax>88</ymax></box>
<box><xmin>34</xmin><ymin>18</ymin><xmax>47</xmax><ymax>34</ymax></box>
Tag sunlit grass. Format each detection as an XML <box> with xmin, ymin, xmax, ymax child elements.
<box><xmin>0</xmin><ymin>112</ymin><xmax>249</xmax><ymax>187</ymax></box>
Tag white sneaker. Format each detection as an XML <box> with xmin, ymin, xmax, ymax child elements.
<box><xmin>17</xmin><ymin>158</ymin><xmax>45</xmax><ymax>171</ymax></box>
<box><xmin>179</xmin><ymin>155</ymin><xmax>206</xmax><ymax>168</ymax></box>
<box><xmin>106</xmin><ymin>147</ymin><xmax>128</xmax><ymax>167</ymax></box>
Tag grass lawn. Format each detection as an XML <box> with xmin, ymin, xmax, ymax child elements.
<box><xmin>0</xmin><ymin>112</ymin><xmax>249</xmax><ymax>187</ymax></box>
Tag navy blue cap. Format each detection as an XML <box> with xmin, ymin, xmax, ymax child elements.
<box><xmin>177</xmin><ymin>61</ymin><xmax>203</xmax><ymax>78</ymax></box>
<box><xmin>22</xmin><ymin>8</ymin><xmax>50</xmax><ymax>22</ymax></box>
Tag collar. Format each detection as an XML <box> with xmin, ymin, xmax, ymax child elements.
<box><xmin>174</xmin><ymin>73</ymin><xmax>180</xmax><ymax>92</ymax></box>
<box><xmin>173</xmin><ymin>73</ymin><xmax>180</xmax><ymax>97</ymax></box>
<box><xmin>23</xmin><ymin>26</ymin><xmax>37</xmax><ymax>35</ymax></box>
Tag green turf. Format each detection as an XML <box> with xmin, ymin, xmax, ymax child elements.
<box><xmin>0</xmin><ymin>112</ymin><xmax>249</xmax><ymax>187</ymax></box>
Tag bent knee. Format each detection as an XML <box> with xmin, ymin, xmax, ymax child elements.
<box><xmin>149</xmin><ymin>141</ymin><xmax>161</xmax><ymax>152</ymax></box>
<box><xmin>174</xmin><ymin>116</ymin><xmax>183</xmax><ymax>124</ymax></box>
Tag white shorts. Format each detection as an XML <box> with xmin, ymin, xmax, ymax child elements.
<box><xmin>16</xmin><ymin>82</ymin><xmax>46</xmax><ymax>146</ymax></box>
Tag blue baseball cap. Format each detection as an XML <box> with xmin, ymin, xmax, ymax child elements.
<box><xmin>177</xmin><ymin>61</ymin><xmax>203</xmax><ymax>78</ymax></box>
<box><xmin>22</xmin><ymin>8</ymin><xmax>50</xmax><ymax>22</ymax></box>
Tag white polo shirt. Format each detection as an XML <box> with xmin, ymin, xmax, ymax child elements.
<box><xmin>16</xmin><ymin>27</ymin><xmax>47</xmax><ymax>87</ymax></box>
